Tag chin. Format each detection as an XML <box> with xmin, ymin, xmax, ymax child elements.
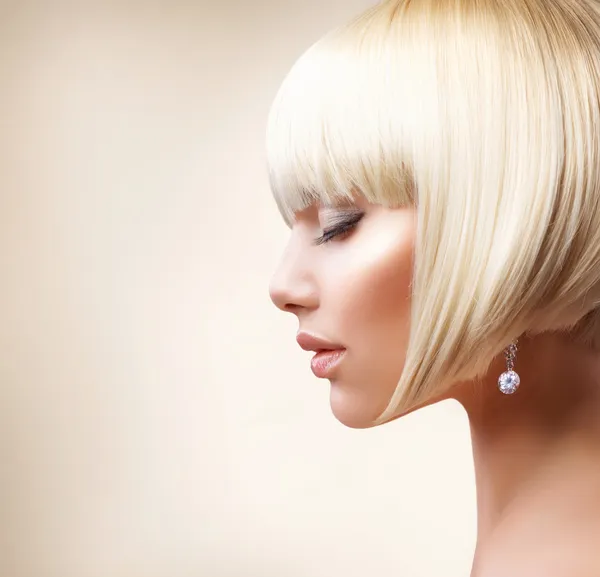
<box><xmin>329</xmin><ymin>382</ymin><xmax>388</xmax><ymax>429</ymax></box>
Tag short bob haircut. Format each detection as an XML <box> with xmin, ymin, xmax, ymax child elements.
<box><xmin>266</xmin><ymin>0</ymin><xmax>600</xmax><ymax>424</ymax></box>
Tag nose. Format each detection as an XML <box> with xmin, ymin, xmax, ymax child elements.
<box><xmin>269</xmin><ymin>236</ymin><xmax>318</xmax><ymax>314</ymax></box>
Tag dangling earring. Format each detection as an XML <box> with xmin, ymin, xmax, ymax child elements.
<box><xmin>498</xmin><ymin>339</ymin><xmax>520</xmax><ymax>394</ymax></box>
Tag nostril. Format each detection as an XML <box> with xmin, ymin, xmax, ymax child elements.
<box><xmin>268</xmin><ymin>284</ymin><xmax>284</xmax><ymax>310</ymax></box>
<box><xmin>269</xmin><ymin>270</ymin><xmax>318</xmax><ymax>312</ymax></box>
<box><xmin>269</xmin><ymin>285</ymin><xmax>308</xmax><ymax>314</ymax></box>
<box><xmin>269</xmin><ymin>282</ymin><xmax>292</xmax><ymax>312</ymax></box>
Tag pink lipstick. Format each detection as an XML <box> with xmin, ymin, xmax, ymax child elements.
<box><xmin>296</xmin><ymin>332</ymin><xmax>346</xmax><ymax>379</ymax></box>
<box><xmin>310</xmin><ymin>349</ymin><xmax>345</xmax><ymax>378</ymax></box>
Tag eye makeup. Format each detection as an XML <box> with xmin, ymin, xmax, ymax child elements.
<box><xmin>313</xmin><ymin>209</ymin><xmax>365</xmax><ymax>245</ymax></box>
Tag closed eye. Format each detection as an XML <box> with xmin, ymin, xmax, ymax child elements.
<box><xmin>313</xmin><ymin>211</ymin><xmax>365</xmax><ymax>245</ymax></box>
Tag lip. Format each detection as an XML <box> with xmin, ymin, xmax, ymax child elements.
<box><xmin>296</xmin><ymin>332</ymin><xmax>346</xmax><ymax>378</ymax></box>
<box><xmin>296</xmin><ymin>332</ymin><xmax>344</xmax><ymax>352</ymax></box>
<box><xmin>310</xmin><ymin>349</ymin><xmax>345</xmax><ymax>378</ymax></box>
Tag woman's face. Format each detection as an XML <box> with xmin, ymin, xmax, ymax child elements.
<box><xmin>269</xmin><ymin>197</ymin><xmax>417</xmax><ymax>428</ymax></box>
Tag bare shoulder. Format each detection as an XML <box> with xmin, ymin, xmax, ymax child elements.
<box><xmin>539</xmin><ymin>521</ymin><xmax>600</xmax><ymax>577</ymax></box>
<box><xmin>476</xmin><ymin>522</ymin><xmax>600</xmax><ymax>577</ymax></box>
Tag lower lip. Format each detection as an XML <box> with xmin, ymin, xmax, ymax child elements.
<box><xmin>310</xmin><ymin>349</ymin><xmax>345</xmax><ymax>378</ymax></box>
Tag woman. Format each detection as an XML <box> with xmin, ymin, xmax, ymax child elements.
<box><xmin>266</xmin><ymin>0</ymin><xmax>600</xmax><ymax>574</ymax></box>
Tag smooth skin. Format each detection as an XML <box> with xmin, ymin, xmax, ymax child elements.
<box><xmin>269</xmin><ymin>198</ymin><xmax>600</xmax><ymax>577</ymax></box>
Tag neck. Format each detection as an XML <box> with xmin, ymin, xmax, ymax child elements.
<box><xmin>454</xmin><ymin>332</ymin><xmax>600</xmax><ymax>574</ymax></box>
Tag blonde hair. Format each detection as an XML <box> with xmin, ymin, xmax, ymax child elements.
<box><xmin>265</xmin><ymin>0</ymin><xmax>600</xmax><ymax>424</ymax></box>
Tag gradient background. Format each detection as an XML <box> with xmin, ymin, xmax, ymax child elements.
<box><xmin>0</xmin><ymin>1</ymin><xmax>476</xmax><ymax>575</ymax></box>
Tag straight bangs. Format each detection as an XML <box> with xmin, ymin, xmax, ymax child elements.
<box><xmin>265</xmin><ymin>3</ymin><xmax>421</xmax><ymax>225</ymax></box>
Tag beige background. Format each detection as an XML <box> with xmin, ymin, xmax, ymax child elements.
<box><xmin>0</xmin><ymin>1</ymin><xmax>476</xmax><ymax>576</ymax></box>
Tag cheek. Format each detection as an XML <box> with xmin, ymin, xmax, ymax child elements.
<box><xmin>326</xmin><ymin>226</ymin><xmax>414</xmax><ymax>341</ymax></box>
<box><xmin>321</xmin><ymin>217</ymin><xmax>415</xmax><ymax>427</ymax></box>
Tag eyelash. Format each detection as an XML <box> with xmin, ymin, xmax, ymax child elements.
<box><xmin>313</xmin><ymin>212</ymin><xmax>365</xmax><ymax>245</ymax></box>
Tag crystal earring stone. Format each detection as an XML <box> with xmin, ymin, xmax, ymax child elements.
<box><xmin>498</xmin><ymin>370</ymin><xmax>520</xmax><ymax>394</ymax></box>
<box><xmin>498</xmin><ymin>340</ymin><xmax>520</xmax><ymax>395</ymax></box>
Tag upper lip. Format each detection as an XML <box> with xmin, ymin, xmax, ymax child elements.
<box><xmin>296</xmin><ymin>332</ymin><xmax>344</xmax><ymax>352</ymax></box>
